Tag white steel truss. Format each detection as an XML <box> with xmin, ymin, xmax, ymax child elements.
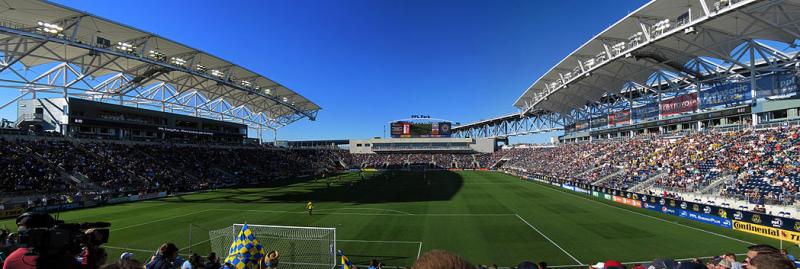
<box><xmin>0</xmin><ymin>2</ymin><xmax>320</xmax><ymax>135</ymax></box>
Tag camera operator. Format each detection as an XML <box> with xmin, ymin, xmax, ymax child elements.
<box><xmin>3</xmin><ymin>212</ymin><xmax>110</xmax><ymax>269</ymax></box>
<box><xmin>3</xmin><ymin>212</ymin><xmax>56</xmax><ymax>269</ymax></box>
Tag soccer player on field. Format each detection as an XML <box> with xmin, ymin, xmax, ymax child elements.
<box><xmin>306</xmin><ymin>201</ymin><xmax>314</xmax><ymax>215</ymax></box>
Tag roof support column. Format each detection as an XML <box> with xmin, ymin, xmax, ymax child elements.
<box><xmin>749</xmin><ymin>39</ymin><xmax>757</xmax><ymax>126</ymax></box>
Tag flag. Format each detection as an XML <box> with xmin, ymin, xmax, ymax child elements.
<box><xmin>339</xmin><ymin>250</ymin><xmax>354</xmax><ymax>269</ymax></box>
<box><xmin>224</xmin><ymin>224</ymin><xmax>267</xmax><ymax>269</ymax></box>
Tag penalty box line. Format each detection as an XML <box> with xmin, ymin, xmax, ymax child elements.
<box><xmin>514</xmin><ymin>214</ymin><xmax>583</xmax><ymax>265</ymax></box>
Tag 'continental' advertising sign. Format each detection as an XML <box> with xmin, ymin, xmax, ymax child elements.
<box><xmin>733</xmin><ymin>220</ymin><xmax>800</xmax><ymax>244</ymax></box>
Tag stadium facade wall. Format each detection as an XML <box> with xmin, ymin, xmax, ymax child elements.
<box><xmin>349</xmin><ymin>137</ymin><xmax>495</xmax><ymax>153</ymax></box>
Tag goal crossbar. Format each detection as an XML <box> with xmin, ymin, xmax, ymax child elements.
<box><xmin>210</xmin><ymin>223</ymin><xmax>337</xmax><ymax>269</ymax></box>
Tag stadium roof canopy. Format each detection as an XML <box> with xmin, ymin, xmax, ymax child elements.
<box><xmin>514</xmin><ymin>0</ymin><xmax>800</xmax><ymax>115</ymax></box>
<box><xmin>0</xmin><ymin>0</ymin><xmax>319</xmax><ymax>129</ymax></box>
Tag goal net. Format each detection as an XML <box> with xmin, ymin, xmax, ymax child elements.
<box><xmin>209</xmin><ymin>224</ymin><xmax>336</xmax><ymax>269</ymax></box>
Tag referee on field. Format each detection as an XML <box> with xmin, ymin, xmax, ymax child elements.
<box><xmin>306</xmin><ymin>201</ymin><xmax>314</xmax><ymax>215</ymax></box>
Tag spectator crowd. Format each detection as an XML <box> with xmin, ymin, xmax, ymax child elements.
<box><xmin>493</xmin><ymin>127</ymin><xmax>800</xmax><ymax>205</ymax></box>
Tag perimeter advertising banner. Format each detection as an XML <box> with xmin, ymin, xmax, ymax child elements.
<box><xmin>700</xmin><ymin>82</ymin><xmax>751</xmax><ymax>109</ymax></box>
<box><xmin>733</xmin><ymin>221</ymin><xmax>800</xmax><ymax>244</ymax></box>
<box><xmin>531</xmin><ymin>175</ymin><xmax>800</xmax><ymax>244</ymax></box>
<box><xmin>632</xmin><ymin>102</ymin><xmax>659</xmax><ymax>122</ymax></box>
<box><xmin>660</xmin><ymin>93</ymin><xmax>698</xmax><ymax>116</ymax></box>
<box><xmin>681</xmin><ymin>210</ymin><xmax>733</xmax><ymax>228</ymax></box>
<box><xmin>608</xmin><ymin>110</ymin><xmax>631</xmax><ymax>126</ymax></box>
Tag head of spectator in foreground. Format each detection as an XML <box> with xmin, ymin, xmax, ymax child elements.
<box><xmin>677</xmin><ymin>260</ymin><xmax>704</xmax><ymax>269</ymax></box>
<box><xmin>412</xmin><ymin>250</ymin><xmax>473</xmax><ymax>269</ymax></box>
<box><xmin>100</xmin><ymin>258</ymin><xmax>143</xmax><ymax>269</ymax></box>
<box><xmin>746</xmin><ymin>245</ymin><xmax>780</xmax><ymax>263</ymax></box>
<box><xmin>649</xmin><ymin>258</ymin><xmax>678</xmax><ymax>269</ymax></box>
<box><xmin>158</xmin><ymin>242</ymin><xmax>179</xmax><ymax>260</ymax></box>
<box><xmin>747</xmin><ymin>253</ymin><xmax>794</xmax><ymax>269</ymax></box>
<box><xmin>604</xmin><ymin>260</ymin><xmax>624</xmax><ymax>269</ymax></box>
<box><xmin>206</xmin><ymin>252</ymin><xmax>220</xmax><ymax>265</ymax></box>
<box><xmin>518</xmin><ymin>261</ymin><xmax>537</xmax><ymax>269</ymax></box>
<box><xmin>538</xmin><ymin>261</ymin><xmax>548</xmax><ymax>269</ymax></box>
<box><xmin>15</xmin><ymin>211</ymin><xmax>56</xmax><ymax>231</ymax></box>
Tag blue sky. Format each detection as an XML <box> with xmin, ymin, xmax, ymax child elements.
<box><xmin>8</xmin><ymin>0</ymin><xmax>650</xmax><ymax>143</ymax></box>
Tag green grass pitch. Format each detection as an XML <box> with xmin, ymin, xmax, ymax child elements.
<box><xmin>2</xmin><ymin>171</ymin><xmax>795</xmax><ymax>267</ymax></box>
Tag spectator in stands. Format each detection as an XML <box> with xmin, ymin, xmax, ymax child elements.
<box><xmin>746</xmin><ymin>245</ymin><xmax>781</xmax><ymax>264</ymax></box>
<box><xmin>204</xmin><ymin>252</ymin><xmax>221</xmax><ymax>269</ymax></box>
<box><xmin>100</xmin><ymin>258</ymin><xmax>143</xmax><ymax>269</ymax></box>
<box><xmin>368</xmin><ymin>259</ymin><xmax>381</xmax><ymax>269</ymax></box>
<box><xmin>779</xmin><ymin>249</ymin><xmax>795</xmax><ymax>262</ymax></box>
<box><xmin>748</xmin><ymin>253</ymin><xmax>795</xmax><ymax>269</ymax></box>
<box><xmin>0</xmin><ymin>228</ymin><xmax>8</xmax><ymax>264</ymax></box>
<box><xmin>723</xmin><ymin>253</ymin><xmax>742</xmax><ymax>269</ymax></box>
<box><xmin>265</xmin><ymin>250</ymin><xmax>280</xmax><ymax>269</ymax></box>
<box><xmin>181</xmin><ymin>253</ymin><xmax>203</xmax><ymax>269</ymax></box>
<box><xmin>146</xmin><ymin>242</ymin><xmax>180</xmax><ymax>269</ymax></box>
<box><xmin>412</xmin><ymin>250</ymin><xmax>473</xmax><ymax>269</ymax></box>
<box><xmin>517</xmin><ymin>261</ymin><xmax>537</xmax><ymax>269</ymax></box>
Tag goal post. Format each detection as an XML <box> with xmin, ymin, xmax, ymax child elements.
<box><xmin>209</xmin><ymin>224</ymin><xmax>337</xmax><ymax>269</ymax></box>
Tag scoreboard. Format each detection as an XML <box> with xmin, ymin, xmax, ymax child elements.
<box><xmin>390</xmin><ymin>121</ymin><xmax>452</xmax><ymax>138</ymax></box>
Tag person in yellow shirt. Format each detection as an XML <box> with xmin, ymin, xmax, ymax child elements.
<box><xmin>306</xmin><ymin>201</ymin><xmax>314</xmax><ymax>216</ymax></box>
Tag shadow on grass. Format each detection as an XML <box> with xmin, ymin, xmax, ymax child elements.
<box><xmin>161</xmin><ymin>170</ymin><xmax>464</xmax><ymax>204</ymax></box>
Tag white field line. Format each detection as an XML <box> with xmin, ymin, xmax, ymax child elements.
<box><xmin>210</xmin><ymin>208</ymin><xmax>515</xmax><ymax>217</ymax></box>
<box><xmin>314</xmin><ymin>207</ymin><xmax>414</xmax><ymax>215</ymax></box>
<box><xmin>546</xmin><ymin>186</ymin><xmax>755</xmax><ymax>245</ymax></box>
<box><xmin>111</xmin><ymin>209</ymin><xmax>212</xmax><ymax>232</ymax></box>
<box><xmin>515</xmin><ymin>214</ymin><xmax>583</xmax><ymax>265</ymax></box>
<box><xmin>338</xmin><ymin>239</ymin><xmax>421</xmax><ymax>244</ymax></box>
<box><xmin>417</xmin><ymin>241</ymin><xmax>423</xmax><ymax>259</ymax></box>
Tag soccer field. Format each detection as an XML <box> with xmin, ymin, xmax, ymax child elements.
<box><xmin>2</xmin><ymin>171</ymin><xmax>792</xmax><ymax>267</ymax></box>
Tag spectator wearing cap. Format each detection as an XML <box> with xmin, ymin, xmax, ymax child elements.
<box><xmin>120</xmin><ymin>252</ymin><xmax>134</xmax><ymax>261</ymax></box>
<box><xmin>604</xmin><ymin>260</ymin><xmax>624</xmax><ymax>269</ymax></box>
